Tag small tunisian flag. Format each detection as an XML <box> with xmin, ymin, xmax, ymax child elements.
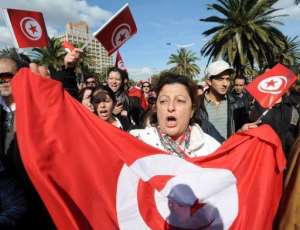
<box><xmin>63</xmin><ymin>40</ymin><xmax>75</xmax><ymax>53</ymax></box>
<box><xmin>1</xmin><ymin>8</ymin><xmax>49</xmax><ymax>48</ymax></box>
<box><xmin>246</xmin><ymin>63</ymin><xmax>297</xmax><ymax>108</ymax></box>
<box><xmin>12</xmin><ymin>68</ymin><xmax>285</xmax><ymax>229</ymax></box>
<box><xmin>94</xmin><ymin>3</ymin><xmax>137</xmax><ymax>56</ymax></box>
<box><xmin>115</xmin><ymin>50</ymin><xmax>127</xmax><ymax>70</ymax></box>
<box><xmin>128</xmin><ymin>86</ymin><xmax>148</xmax><ymax>110</ymax></box>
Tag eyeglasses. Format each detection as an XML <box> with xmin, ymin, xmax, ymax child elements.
<box><xmin>142</xmin><ymin>85</ymin><xmax>150</xmax><ymax>88</ymax></box>
<box><xmin>0</xmin><ymin>72</ymin><xmax>14</xmax><ymax>84</ymax></box>
<box><xmin>0</xmin><ymin>72</ymin><xmax>14</xmax><ymax>80</ymax></box>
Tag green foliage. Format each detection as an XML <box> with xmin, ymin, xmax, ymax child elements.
<box><xmin>277</xmin><ymin>36</ymin><xmax>300</xmax><ymax>66</ymax></box>
<box><xmin>167</xmin><ymin>48</ymin><xmax>200</xmax><ymax>79</ymax></box>
<box><xmin>200</xmin><ymin>0</ymin><xmax>287</xmax><ymax>73</ymax></box>
<box><xmin>32</xmin><ymin>37</ymin><xmax>65</xmax><ymax>69</ymax></box>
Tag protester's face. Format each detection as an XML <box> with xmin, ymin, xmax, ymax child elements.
<box><xmin>208</xmin><ymin>71</ymin><xmax>230</xmax><ymax>96</ymax></box>
<box><xmin>85</xmin><ymin>78</ymin><xmax>97</xmax><ymax>88</ymax></box>
<box><xmin>107</xmin><ymin>71</ymin><xmax>122</xmax><ymax>92</ymax></box>
<box><xmin>142</xmin><ymin>83</ymin><xmax>151</xmax><ymax>93</ymax></box>
<box><xmin>0</xmin><ymin>59</ymin><xmax>17</xmax><ymax>97</ymax></box>
<box><xmin>234</xmin><ymin>78</ymin><xmax>245</xmax><ymax>94</ymax></box>
<box><xmin>82</xmin><ymin>89</ymin><xmax>92</xmax><ymax>101</ymax></box>
<box><xmin>96</xmin><ymin>95</ymin><xmax>114</xmax><ymax>121</ymax></box>
<box><xmin>156</xmin><ymin>83</ymin><xmax>194</xmax><ymax>139</ymax></box>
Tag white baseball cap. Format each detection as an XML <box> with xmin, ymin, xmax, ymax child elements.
<box><xmin>205</xmin><ymin>60</ymin><xmax>234</xmax><ymax>78</ymax></box>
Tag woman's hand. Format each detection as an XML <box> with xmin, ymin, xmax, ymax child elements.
<box><xmin>113</xmin><ymin>103</ymin><xmax>123</xmax><ymax>115</ymax></box>
<box><xmin>64</xmin><ymin>48</ymin><xmax>83</xmax><ymax>68</ymax></box>
<box><xmin>239</xmin><ymin>120</ymin><xmax>261</xmax><ymax>132</ymax></box>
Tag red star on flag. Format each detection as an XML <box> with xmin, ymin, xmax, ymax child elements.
<box><xmin>118</xmin><ymin>32</ymin><xmax>127</xmax><ymax>42</ymax></box>
<box><xmin>266</xmin><ymin>79</ymin><xmax>276</xmax><ymax>88</ymax></box>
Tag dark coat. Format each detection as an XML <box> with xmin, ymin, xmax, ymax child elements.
<box><xmin>196</xmin><ymin>93</ymin><xmax>249</xmax><ymax>139</ymax></box>
<box><xmin>0</xmin><ymin>169</ymin><xmax>28</xmax><ymax>230</ymax></box>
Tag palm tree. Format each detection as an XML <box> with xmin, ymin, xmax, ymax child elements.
<box><xmin>200</xmin><ymin>0</ymin><xmax>287</xmax><ymax>73</ymax></box>
<box><xmin>0</xmin><ymin>47</ymin><xmax>18</xmax><ymax>56</ymax></box>
<box><xmin>32</xmin><ymin>37</ymin><xmax>65</xmax><ymax>69</ymax></box>
<box><xmin>277</xmin><ymin>36</ymin><xmax>300</xmax><ymax>66</ymax></box>
<box><xmin>167</xmin><ymin>48</ymin><xmax>200</xmax><ymax>79</ymax></box>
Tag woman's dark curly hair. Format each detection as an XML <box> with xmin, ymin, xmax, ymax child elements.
<box><xmin>151</xmin><ymin>72</ymin><xmax>200</xmax><ymax>125</ymax></box>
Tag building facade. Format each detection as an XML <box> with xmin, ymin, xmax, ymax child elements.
<box><xmin>57</xmin><ymin>21</ymin><xmax>113</xmax><ymax>74</ymax></box>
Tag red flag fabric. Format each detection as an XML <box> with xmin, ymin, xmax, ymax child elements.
<box><xmin>1</xmin><ymin>8</ymin><xmax>49</xmax><ymax>48</ymax></box>
<box><xmin>245</xmin><ymin>63</ymin><xmax>297</xmax><ymax>108</ymax></box>
<box><xmin>63</xmin><ymin>40</ymin><xmax>75</xmax><ymax>53</ymax></box>
<box><xmin>115</xmin><ymin>51</ymin><xmax>127</xmax><ymax>70</ymax></box>
<box><xmin>128</xmin><ymin>86</ymin><xmax>148</xmax><ymax>110</ymax></box>
<box><xmin>12</xmin><ymin>68</ymin><xmax>285</xmax><ymax>229</ymax></box>
<box><xmin>94</xmin><ymin>4</ymin><xmax>137</xmax><ymax>56</ymax></box>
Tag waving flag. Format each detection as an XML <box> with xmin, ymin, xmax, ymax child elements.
<box><xmin>12</xmin><ymin>68</ymin><xmax>285</xmax><ymax>229</ymax></box>
<box><xmin>94</xmin><ymin>3</ymin><xmax>137</xmax><ymax>56</ymax></box>
<box><xmin>128</xmin><ymin>86</ymin><xmax>148</xmax><ymax>110</ymax></box>
<box><xmin>1</xmin><ymin>8</ymin><xmax>48</xmax><ymax>48</ymax></box>
<box><xmin>115</xmin><ymin>51</ymin><xmax>126</xmax><ymax>70</ymax></box>
<box><xmin>246</xmin><ymin>64</ymin><xmax>297</xmax><ymax>108</ymax></box>
<box><xmin>63</xmin><ymin>40</ymin><xmax>75</xmax><ymax>53</ymax></box>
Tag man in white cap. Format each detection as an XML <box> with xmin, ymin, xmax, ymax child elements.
<box><xmin>197</xmin><ymin>60</ymin><xmax>249</xmax><ymax>141</ymax></box>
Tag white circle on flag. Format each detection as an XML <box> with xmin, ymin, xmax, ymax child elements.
<box><xmin>112</xmin><ymin>23</ymin><xmax>131</xmax><ymax>48</ymax></box>
<box><xmin>20</xmin><ymin>17</ymin><xmax>42</xmax><ymax>41</ymax></box>
<box><xmin>116</xmin><ymin>154</ymin><xmax>238</xmax><ymax>229</ymax></box>
<box><xmin>257</xmin><ymin>76</ymin><xmax>287</xmax><ymax>95</ymax></box>
<box><xmin>118</xmin><ymin>60</ymin><xmax>126</xmax><ymax>70</ymax></box>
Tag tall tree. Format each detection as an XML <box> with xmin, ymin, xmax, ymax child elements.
<box><xmin>277</xmin><ymin>36</ymin><xmax>300</xmax><ymax>66</ymax></box>
<box><xmin>167</xmin><ymin>48</ymin><xmax>200</xmax><ymax>79</ymax></box>
<box><xmin>32</xmin><ymin>37</ymin><xmax>65</xmax><ymax>69</ymax></box>
<box><xmin>200</xmin><ymin>0</ymin><xmax>287</xmax><ymax>73</ymax></box>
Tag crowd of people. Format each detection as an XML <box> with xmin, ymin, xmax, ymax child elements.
<box><xmin>0</xmin><ymin>47</ymin><xmax>300</xmax><ymax>229</ymax></box>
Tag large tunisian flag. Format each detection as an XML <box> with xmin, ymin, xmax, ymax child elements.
<box><xmin>1</xmin><ymin>8</ymin><xmax>49</xmax><ymax>48</ymax></box>
<box><xmin>246</xmin><ymin>63</ymin><xmax>297</xmax><ymax>108</ymax></box>
<box><xmin>12</xmin><ymin>68</ymin><xmax>285</xmax><ymax>229</ymax></box>
<box><xmin>94</xmin><ymin>3</ymin><xmax>137</xmax><ymax>56</ymax></box>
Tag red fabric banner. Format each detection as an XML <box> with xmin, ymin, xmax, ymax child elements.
<box><xmin>2</xmin><ymin>8</ymin><xmax>49</xmax><ymax>48</ymax></box>
<box><xmin>128</xmin><ymin>86</ymin><xmax>148</xmax><ymax>111</ymax></box>
<box><xmin>12</xmin><ymin>68</ymin><xmax>285</xmax><ymax>229</ymax></box>
<box><xmin>94</xmin><ymin>4</ymin><xmax>137</xmax><ymax>56</ymax></box>
<box><xmin>245</xmin><ymin>63</ymin><xmax>297</xmax><ymax>108</ymax></box>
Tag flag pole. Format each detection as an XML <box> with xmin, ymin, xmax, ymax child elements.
<box><xmin>256</xmin><ymin>109</ymin><xmax>270</xmax><ymax>123</ymax></box>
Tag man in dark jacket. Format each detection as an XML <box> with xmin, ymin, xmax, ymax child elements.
<box><xmin>197</xmin><ymin>60</ymin><xmax>249</xmax><ymax>141</ymax></box>
<box><xmin>0</xmin><ymin>48</ymin><xmax>82</xmax><ymax>229</ymax></box>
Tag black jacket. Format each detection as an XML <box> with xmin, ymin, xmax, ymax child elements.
<box><xmin>0</xmin><ymin>168</ymin><xmax>28</xmax><ymax>230</ymax></box>
<box><xmin>197</xmin><ymin>93</ymin><xmax>249</xmax><ymax>139</ymax></box>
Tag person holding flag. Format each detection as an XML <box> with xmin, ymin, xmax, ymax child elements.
<box><xmin>245</xmin><ymin>64</ymin><xmax>299</xmax><ymax>156</ymax></box>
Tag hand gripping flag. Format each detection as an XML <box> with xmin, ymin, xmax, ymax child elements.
<box><xmin>12</xmin><ymin>68</ymin><xmax>286</xmax><ymax>229</ymax></box>
<box><xmin>245</xmin><ymin>63</ymin><xmax>297</xmax><ymax>108</ymax></box>
<box><xmin>63</xmin><ymin>40</ymin><xmax>75</xmax><ymax>53</ymax></box>
<box><xmin>115</xmin><ymin>51</ymin><xmax>127</xmax><ymax>70</ymax></box>
<box><xmin>94</xmin><ymin>3</ymin><xmax>137</xmax><ymax>56</ymax></box>
<box><xmin>1</xmin><ymin>8</ymin><xmax>49</xmax><ymax>48</ymax></box>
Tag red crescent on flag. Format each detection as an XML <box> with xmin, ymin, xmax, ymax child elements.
<box><xmin>257</xmin><ymin>76</ymin><xmax>287</xmax><ymax>95</ymax></box>
<box><xmin>116</xmin><ymin>155</ymin><xmax>238</xmax><ymax>229</ymax></box>
<box><xmin>20</xmin><ymin>17</ymin><xmax>42</xmax><ymax>40</ymax></box>
<box><xmin>112</xmin><ymin>23</ymin><xmax>131</xmax><ymax>48</ymax></box>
